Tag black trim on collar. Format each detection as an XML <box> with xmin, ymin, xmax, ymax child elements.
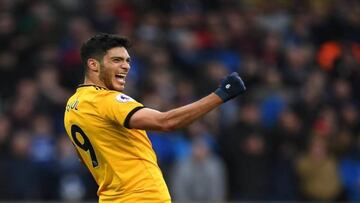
<box><xmin>124</xmin><ymin>106</ymin><xmax>145</xmax><ymax>129</ymax></box>
<box><xmin>77</xmin><ymin>84</ymin><xmax>108</xmax><ymax>90</ymax></box>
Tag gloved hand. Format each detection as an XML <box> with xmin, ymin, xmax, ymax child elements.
<box><xmin>214</xmin><ymin>72</ymin><xmax>246</xmax><ymax>102</ymax></box>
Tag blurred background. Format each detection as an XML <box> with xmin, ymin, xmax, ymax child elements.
<box><xmin>0</xmin><ymin>0</ymin><xmax>359</xmax><ymax>202</ymax></box>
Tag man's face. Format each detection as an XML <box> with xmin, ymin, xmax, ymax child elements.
<box><xmin>99</xmin><ymin>47</ymin><xmax>130</xmax><ymax>91</ymax></box>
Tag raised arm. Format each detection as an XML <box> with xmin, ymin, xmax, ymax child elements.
<box><xmin>128</xmin><ymin>72</ymin><xmax>246</xmax><ymax>131</ymax></box>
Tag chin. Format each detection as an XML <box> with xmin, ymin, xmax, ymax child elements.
<box><xmin>109</xmin><ymin>80</ymin><xmax>125</xmax><ymax>92</ymax></box>
<box><xmin>114</xmin><ymin>85</ymin><xmax>125</xmax><ymax>92</ymax></box>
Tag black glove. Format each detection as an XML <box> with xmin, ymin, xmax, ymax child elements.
<box><xmin>214</xmin><ymin>72</ymin><xmax>246</xmax><ymax>102</ymax></box>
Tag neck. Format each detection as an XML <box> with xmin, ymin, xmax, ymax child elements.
<box><xmin>83</xmin><ymin>75</ymin><xmax>106</xmax><ymax>88</ymax></box>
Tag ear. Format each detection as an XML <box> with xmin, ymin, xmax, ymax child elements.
<box><xmin>87</xmin><ymin>58</ymin><xmax>100</xmax><ymax>72</ymax></box>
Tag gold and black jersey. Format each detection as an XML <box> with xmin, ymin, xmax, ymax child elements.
<box><xmin>64</xmin><ymin>85</ymin><xmax>171</xmax><ymax>203</ymax></box>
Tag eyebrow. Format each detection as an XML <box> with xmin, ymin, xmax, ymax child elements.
<box><xmin>110</xmin><ymin>56</ymin><xmax>131</xmax><ymax>61</ymax></box>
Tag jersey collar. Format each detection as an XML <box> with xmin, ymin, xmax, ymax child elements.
<box><xmin>77</xmin><ymin>84</ymin><xmax>108</xmax><ymax>90</ymax></box>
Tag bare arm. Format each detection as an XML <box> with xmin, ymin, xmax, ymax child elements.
<box><xmin>128</xmin><ymin>93</ymin><xmax>223</xmax><ymax>131</ymax></box>
<box><xmin>129</xmin><ymin>72</ymin><xmax>246</xmax><ymax>131</ymax></box>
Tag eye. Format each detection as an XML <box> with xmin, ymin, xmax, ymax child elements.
<box><xmin>113</xmin><ymin>58</ymin><xmax>121</xmax><ymax>63</ymax></box>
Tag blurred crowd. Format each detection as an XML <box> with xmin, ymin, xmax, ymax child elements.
<box><xmin>0</xmin><ymin>0</ymin><xmax>360</xmax><ymax>202</ymax></box>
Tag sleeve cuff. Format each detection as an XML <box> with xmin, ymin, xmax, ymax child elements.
<box><xmin>124</xmin><ymin>106</ymin><xmax>145</xmax><ymax>129</ymax></box>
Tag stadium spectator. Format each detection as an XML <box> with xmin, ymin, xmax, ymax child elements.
<box><xmin>0</xmin><ymin>0</ymin><xmax>359</xmax><ymax>201</ymax></box>
<box><xmin>295</xmin><ymin>135</ymin><xmax>342</xmax><ymax>201</ymax></box>
<box><xmin>171</xmin><ymin>136</ymin><xmax>227</xmax><ymax>202</ymax></box>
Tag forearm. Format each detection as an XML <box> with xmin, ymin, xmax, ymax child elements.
<box><xmin>128</xmin><ymin>72</ymin><xmax>245</xmax><ymax>131</ymax></box>
<box><xmin>161</xmin><ymin>93</ymin><xmax>223</xmax><ymax>130</ymax></box>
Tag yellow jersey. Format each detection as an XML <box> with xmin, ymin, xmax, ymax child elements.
<box><xmin>64</xmin><ymin>85</ymin><xmax>171</xmax><ymax>203</ymax></box>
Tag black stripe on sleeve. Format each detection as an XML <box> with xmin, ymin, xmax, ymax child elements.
<box><xmin>124</xmin><ymin>106</ymin><xmax>145</xmax><ymax>129</ymax></box>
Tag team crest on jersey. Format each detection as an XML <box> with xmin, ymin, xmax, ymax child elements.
<box><xmin>116</xmin><ymin>94</ymin><xmax>134</xmax><ymax>103</ymax></box>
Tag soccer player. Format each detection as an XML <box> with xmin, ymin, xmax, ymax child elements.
<box><xmin>63</xmin><ymin>33</ymin><xmax>246</xmax><ymax>203</ymax></box>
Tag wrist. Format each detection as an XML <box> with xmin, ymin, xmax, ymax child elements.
<box><xmin>214</xmin><ymin>88</ymin><xmax>228</xmax><ymax>103</ymax></box>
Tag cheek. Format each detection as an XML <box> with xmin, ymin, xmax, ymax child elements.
<box><xmin>99</xmin><ymin>68</ymin><xmax>112</xmax><ymax>84</ymax></box>
<box><xmin>99</xmin><ymin>69</ymin><xmax>106</xmax><ymax>81</ymax></box>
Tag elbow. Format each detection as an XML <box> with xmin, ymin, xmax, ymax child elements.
<box><xmin>161</xmin><ymin>120</ymin><xmax>178</xmax><ymax>132</ymax></box>
<box><xmin>158</xmin><ymin>113</ymin><xmax>179</xmax><ymax>132</ymax></box>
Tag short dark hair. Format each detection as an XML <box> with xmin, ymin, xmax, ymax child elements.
<box><xmin>80</xmin><ymin>33</ymin><xmax>131</xmax><ymax>69</ymax></box>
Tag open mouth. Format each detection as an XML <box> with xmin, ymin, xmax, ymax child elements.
<box><xmin>115</xmin><ymin>74</ymin><xmax>126</xmax><ymax>83</ymax></box>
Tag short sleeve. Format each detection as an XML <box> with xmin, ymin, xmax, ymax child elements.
<box><xmin>102</xmin><ymin>92</ymin><xmax>144</xmax><ymax>128</ymax></box>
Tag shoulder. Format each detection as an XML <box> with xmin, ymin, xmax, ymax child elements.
<box><xmin>97</xmin><ymin>91</ymin><xmax>144</xmax><ymax>124</ymax></box>
<box><xmin>99</xmin><ymin>90</ymin><xmax>137</xmax><ymax>104</ymax></box>
<box><xmin>114</xmin><ymin>92</ymin><xmax>136</xmax><ymax>103</ymax></box>
<box><xmin>65</xmin><ymin>93</ymin><xmax>77</xmax><ymax>104</ymax></box>
<box><xmin>96</xmin><ymin>91</ymin><xmax>143</xmax><ymax>116</ymax></box>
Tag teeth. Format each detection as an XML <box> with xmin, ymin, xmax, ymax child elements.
<box><xmin>116</xmin><ymin>74</ymin><xmax>126</xmax><ymax>78</ymax></box>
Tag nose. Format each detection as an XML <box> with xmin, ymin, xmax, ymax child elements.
<box><xmin>121</xmin><ymin>62</ymin><xmax>130</xmax><ymax>71</ymax></box>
